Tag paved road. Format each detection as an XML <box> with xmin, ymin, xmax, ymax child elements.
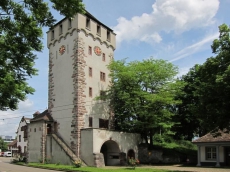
<box><xmin>0</xmin><ymin>157</ymin><xmax>59</xmax><ymax>172</ymax></box>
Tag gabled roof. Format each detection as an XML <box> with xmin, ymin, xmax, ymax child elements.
<box><xmin>193</xmin><ymin>130</ymin><xmax>230</xmax><ymax>143</ymax></box>
<box><xmin>20</xmin><ymin>116</ymin><xmax>32</xmax><ymax>124</ymax></box>
<box><xmin>8</xmin><ymin>139</ymin><xmax>17</xmax><ymax>146</ymax></box>
<box><xmin>30</xmin><ymin>110</ymin><xmax>53</xmax><ymax>122</ymax></box>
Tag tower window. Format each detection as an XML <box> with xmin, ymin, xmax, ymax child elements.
<box><xmin>89</xmin><ymin>87</ymin><xmax>92</xmax><ymax>97</ymax></box>
<box><xmin>99</xmin><ymin>118</ymin><xmax>109</xmax><ymax>129</ymax></box>
<box><xmin>59</xmin><ymin>24</ymin><xmax>63</xmax><ymax>35</ymax></box>
<box><xmin>89</xmin><ymin>67</ymin><xmax>92</xmax><ymax>77</ymax></box>
<box><xmin>97</xmin><ymin>25</ymin><xmax>101</xmax><ymax>35</ymax></box>
<box><xmin>102</xmin><ymin>53</ymin><xmax>105</xmax><ymax>61</ymax></box>
<box><xmin>51</xmin><ymin>30</ymin><xmax>54</xmax><ymax>40</ymax></box>
<box><xmin>107</xmin><ymin>30</ymin><xmax>111</xmax><ymax>42</ymax></box>
<box><xmin>100</xmin><ymin>72</ymin><xmax>106</xmax><ymax>82</ymax></box>
<box><xmin>68</xmin><ymin>18</ymin><xmax>72</xmax><ymax>29</ymax></box>
<box><xmin>89</xmin><ymin>117</ymin><xmax>92</xmax><ymax>127</ymax></box>
<box><xmin>86</xmin><ymin>18</ymin><xmax>90</xmax><ymax>29</ymax></box>
<box><xmin>88</xmin><ymin>46</ymin><xmax>92</xmax><ymax>55</ymax></box>
<box><xmin>100</xmin><ymin>90</ymin><xmax>106</xmax><ymax>101</ymax></box>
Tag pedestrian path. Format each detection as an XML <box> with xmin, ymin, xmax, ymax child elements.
<box><xmin>141</xmin><ymin>165</ymin><xmax>230</xmax><ymax>172</ymax></box>
<box><xmin>104</xmin><ymin>165</ymin><xmax>230</xmax><ymax>172</ymax></box>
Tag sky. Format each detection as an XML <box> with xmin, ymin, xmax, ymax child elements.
<box><xmin>1</xmin><ymin>0</ymin><xmax>230</xmax><ymax>138</ymax></box>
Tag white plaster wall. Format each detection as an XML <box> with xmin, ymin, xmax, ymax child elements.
<box><xmin>46</xmin><ymin>136</ymin><xmax>73</xmax><ymax>165</ymax></box>
<box><xmin>80</xmin><ymin>129</ymin><xmax>141</xmax><ymax>166</ymax></box>
<box><xmin>48</xmin><ymin>29</ymin><xmax>77</xmax><ymax>146</ymax></box>
<box><xmin>93</xmin><ymin>129</ymin><xmax>141</xmax><ymax>156</ymax></box>
<box><xmin>28</xmin><ymin>121</ymin><xmax>44</xmax><ymax>162</ymax></box>
<box><xmin>79</xmin><ymin>30</ymin><xmax>114</xmax><ymax>128</ymax></box>
<box><xmin>17</xmin><ymin>120</ymin><xmax>28</xmax><ymax>153</ymax></box>
<box><xmin>200</xmin><ymin>146</ymin><xmax>224</xmax><ymax>162</ymax></box>
<box><xmin>77</xmin><ymin>13</ymin><xmax>116</xmax><ymax>49</ymax></box>
<box><xmin>80</xmin><ymin>129</ymin><xmax>94</xmax><ymax>166</ymax></box>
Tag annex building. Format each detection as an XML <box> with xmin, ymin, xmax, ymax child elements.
<box><xmin>27</xmin><ymin>11</ymin><xmax>141</xmax><ymax>166</ymax></box>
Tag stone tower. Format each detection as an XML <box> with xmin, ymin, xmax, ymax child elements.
<box><xmin>47</xmin><ymin>11</ymin><xmax>116</xmax><ymax>157</ymax></box>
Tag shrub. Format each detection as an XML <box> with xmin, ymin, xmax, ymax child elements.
<box><xmin>72</xmin><ymin>159</ymin><xmax>82</xmax><ymax>168</ymax></box>
<box><xmin>128</xmin><ymin>157</ymin><xmax>139</xmax><ymax>169</ymax></box>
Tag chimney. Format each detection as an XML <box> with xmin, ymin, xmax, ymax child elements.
<box><xmin>33</xmin><ymin>111</ymin><xmax>40</xmax><ymax>118</ymax></box>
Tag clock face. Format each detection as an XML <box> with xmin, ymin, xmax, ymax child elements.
<box><xmin>94</xmin><ymin>46</ymin><xmax>102</xmax><ymax>56</ymax></box>
<box><xmin>59</xmin><ymin>45</ymin><xmax>66</xmax><ymax>55</ymax></box>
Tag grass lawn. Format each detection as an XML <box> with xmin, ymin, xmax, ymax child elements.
<box><xmin>26</xmin><ymin>163</ymin><xmax>186</xmax><ymax>172</ymax></box>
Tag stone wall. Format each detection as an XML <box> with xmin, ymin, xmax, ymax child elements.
<box><xmin>138</xmin><ymin>143</ymin><xmax>197</xmax><ymax>164</ymax></box>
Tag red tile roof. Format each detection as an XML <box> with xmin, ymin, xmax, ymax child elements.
<box><xmin>193</xmin><ymin>130</ymin><xmax>230</xmax><ymax>143</ymax></box>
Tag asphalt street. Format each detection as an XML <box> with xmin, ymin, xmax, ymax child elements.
<box><xmin>0</xmin><ymin>157</ymin><xmax>59</xmax><ymax>172</ymax></box>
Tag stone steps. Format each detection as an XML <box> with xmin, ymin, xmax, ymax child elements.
<box><xmin>52</xmin><ymin>133</ymin><xmax>86</xmax><ymax>166</ymax></box>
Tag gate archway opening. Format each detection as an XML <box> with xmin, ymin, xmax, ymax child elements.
<box><xmin>127</xmin><ymin>149</ymin><xmax>135</xmax><ymax>160</ymax></box>
<box><xmin>100</xmin><ymin>140</ymin><xmax>120</xmax><ymax>166</ymax></box>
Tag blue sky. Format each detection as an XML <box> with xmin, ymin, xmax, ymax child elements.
<box><xmin>1</xmin><ymin>0</ymin><xmax>230</xmax><ymax>137</ymax></box>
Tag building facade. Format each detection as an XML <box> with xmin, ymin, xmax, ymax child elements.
<box><xmin>16</xmin><ymin>116</ymin><xmax>31</xmax><ymax>156</ymax></box>
<box><xmin>28</xmin><ymin>11</ymin><xmax>141</xmax><ymax>166</ymax></box>
<box><xmin>193</xmin><ymin>130</ymin><xmax>230</xmax><ymax>167</ymax></box>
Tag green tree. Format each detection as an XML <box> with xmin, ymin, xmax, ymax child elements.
<box><xmin>0</xmin><ymin>0</ymin><xmax>85</xmax><ymax>110</ymax></box>
<box><xmin>176</xmin><ymin>24</ymin><xmax>230</xmax><ymax>134</ymax></box>
<box><xmin>0</xmin><ymin>137</ymin><xmax>7</xmax><ymax>151</ymax></box>
<box><xmin>172</xmin><ymin>65</ymin><xmax>204</xmax><ymax>140</ymax></box>
<box><xmin>106</xmin><ymin>58</ymin><xmax>183</xmax><ymax>147</ymax></box>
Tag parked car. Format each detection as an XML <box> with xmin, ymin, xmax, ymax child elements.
<box><xmin>0</xmin><ymin>152</ymin><xmax>4</xmax><ymax>157</ymax></box>
<box><xmin>3</xmin><ymin>151</ymin><xmax>12</xmax><ymax>157</ymax></box>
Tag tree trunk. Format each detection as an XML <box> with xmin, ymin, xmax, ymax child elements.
<box><xmin>149</xmin><ymin>130</ymin><xmax>153</xmax><ymax>149</ymax></box>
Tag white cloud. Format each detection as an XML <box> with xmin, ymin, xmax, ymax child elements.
<box><xmin>113</xmin><ymin>0</ymin><xmax>219</xmax><ymax>45</ymax></box>
<box><xmin>177</xmin><ymin>67</ymin><xmax>191</xmax><ymax>77</ymax></box>
<box><xmin>0</xmin><ymin>99</ymin><xmax>34</xmax><ymax>137</ymax></box>
<box><xmin>170</xmin><ymin>32</ymin><xmax>219</xmax><ymax>62</ymax></box>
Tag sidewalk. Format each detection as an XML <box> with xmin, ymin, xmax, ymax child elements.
<box><xmin>104</xmin><ymin>165</ymin><xmax>230</xmax><ymax>172</ymax></box>
<box><xmin>139</xmin><ymin>165</ymin><xmax>230</xmax><ymax>172</ymax></box>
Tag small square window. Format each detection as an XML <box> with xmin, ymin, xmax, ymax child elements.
<box><xmin>88</xmin><ymin>46</ymin><xmax>92</xmax><ymax>55</ymax></box>
<box><xmin>99</xmin><ymin>118</ymin><xmax>109</xmax><ymax>129</ymax></box>
<box><xmin>89</xmin><ymin>67</ymin><xmax>92</xmax><ymax>77</ymax></box>
<box><xmin>102</xmin><ymin>53</ymin><xmax>105</xmax><ymax>61</ymax></box>
<box><xmin>86</xmin><ymin>18</ymin><xmax>90</xmax><ymax>29</ymax></box>
<box><xmin>89</xmin><ymin>117</ymin><xmax>92</xmax><ymax>127</ymax></box>
<box><xmin>89</xmin><ymin>87</ymin><xmax>92</xmax><ymax>97</ymax></box>
<box><xmin>205</xmin><ymin>147</ymin><xmax>216</xmax><ymax>160</ymax></box>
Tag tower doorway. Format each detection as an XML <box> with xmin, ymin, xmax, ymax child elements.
<box><xmin>100</xmin><ymin>140</ymin><xmax>120</xmax><ymax>166</ymax></box>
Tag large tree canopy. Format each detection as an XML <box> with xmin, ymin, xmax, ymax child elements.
<box><xmin>0</xmin><ymin>0</ymin><xmax>85</xmax><ymax>110</ymax></box>
<box><xmin>106</xmin><ymin>58</ymin><xmax>183</xmax><ymax>147</ymax></box>
<box><xmin>176</xmin><ymin>24</ymin><xmax>230</xmax><ymax>135</ymax></box>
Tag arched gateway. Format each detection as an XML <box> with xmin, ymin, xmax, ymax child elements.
<box><xmin>100</xmin><ymin>140</ymin><xmax>120</xmax><ymax>166</ymax></box>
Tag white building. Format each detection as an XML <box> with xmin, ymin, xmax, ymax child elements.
<box><xmin>28</xmin><ymin>10</ymin><xmax>141</xmax><ymax>166</ymax></box>
<box><xmin>16</xmin><ymin>116</ymin><xmax>31</xmax><ymax>155</ymax></box>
